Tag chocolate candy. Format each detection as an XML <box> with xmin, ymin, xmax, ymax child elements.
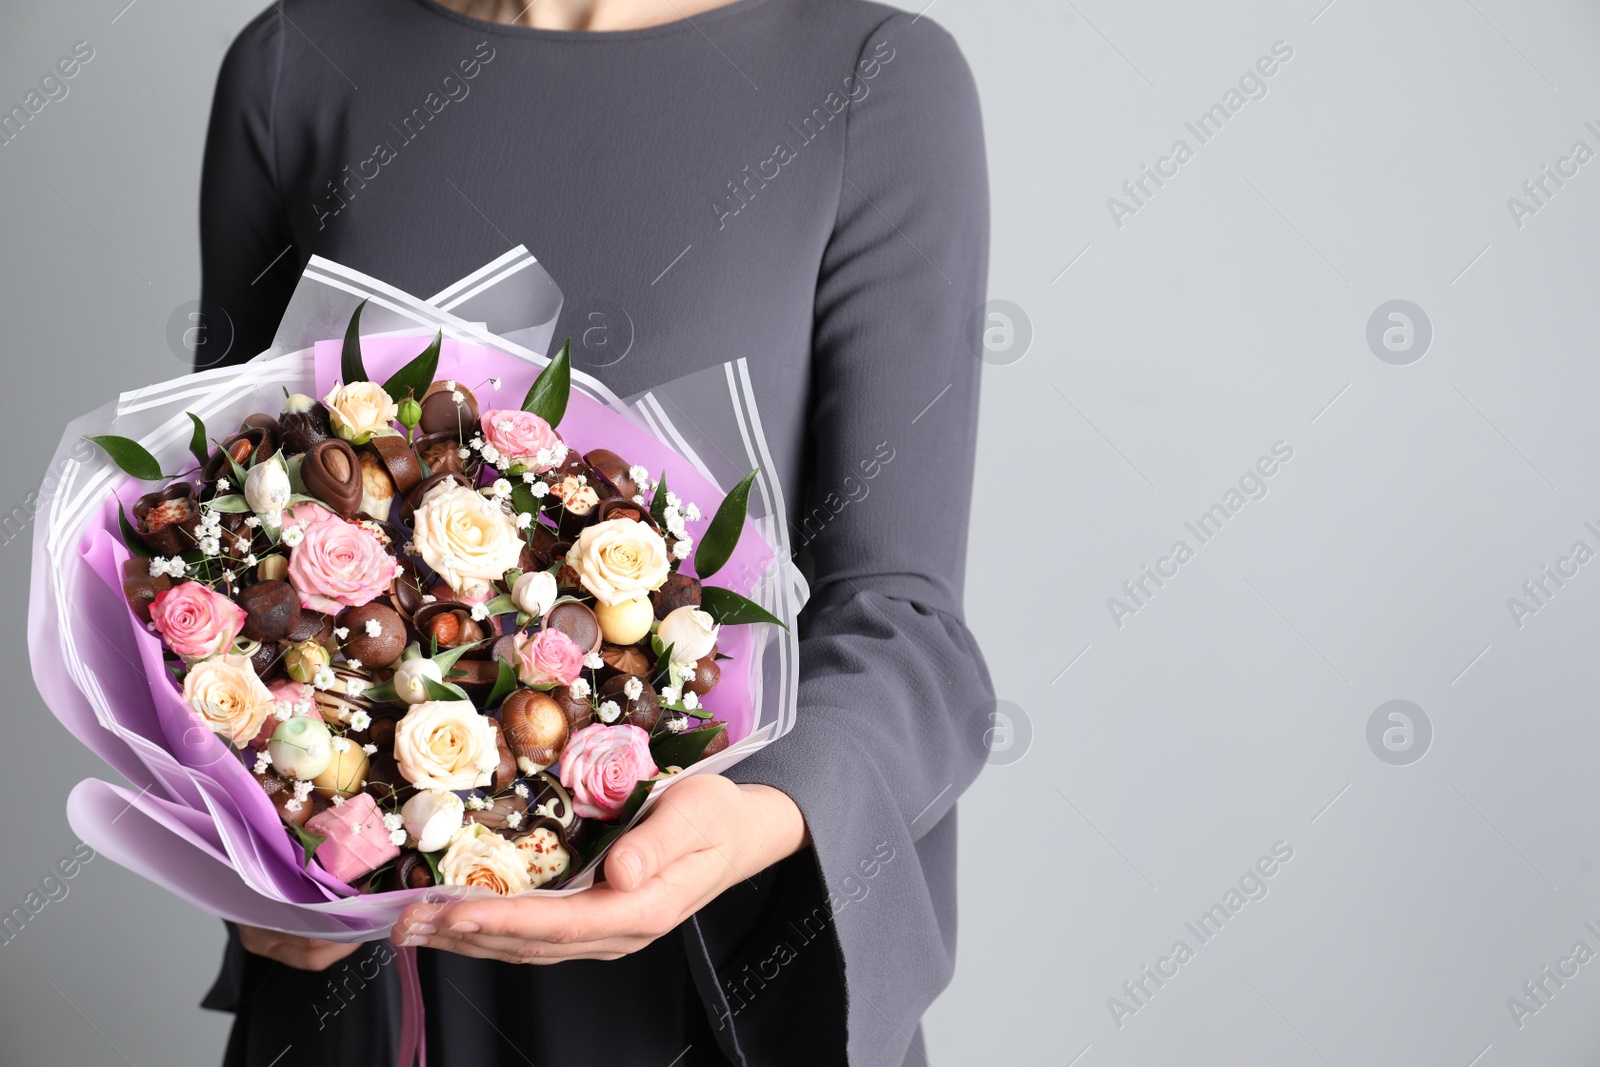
<box><xmin>583</xmin><ymin>448</ymin><xmax>637</xmax><ymax>500</ymax></box>
<box><xmin>301</xmin><ymin>439</ymin><xmax>364</xmax><ymax>517</ymax></box>
<box><xmin>689</xmin><ymin>721</ymin><xmax>730</xmax><ymax>758</ymax></box>
<box><xmin>255</xmin><ymin>767</ymin><xmax>320</xmax><ymax>828</ymax></box>
<box><xmin>419</xmin><ymin>382</ymin><xmax>479</xmax><ymax>438</ymax></box>
<box><xmin>361</xmin><ymin>751</ymin><xmax>415</xmax><ymax>807</ymax></box>
<box><xmin>595</xmin><ymin>497</ymin><xmax>656</xmax><ymax>528</ymax></box>
<box><xmin>132</xmin><ymin>483</ymin><xmax>201</xmax><ymax>556</ymax></box>
<box><xmin>248</xmin><ymin>636</ymin><xmax>283</xmax><ymax>682</ymax></box>
<box><xmin>120</xmin><ymin>557</ymin><xmax>171</xmax><ymax>623</ymax></box>
<box><xmin>312</xmin><ymin>666</ymin><xmax>375</xmax><ymax>726</ymax></box>
<box><xmin>278</xmin><ymin>405</ymin><xmax>333</xmax><ymax>455</ymax></box>
<box><xmin>684</xmin><ymin>654</ymin><xmax>721</xmax><ymax>697</ymax></box>
<box><xmin>500</xmin><ymin>689</ymin><xmax>570</xmax><ymax>774</ymax></box>
<box><xmin>444</xmin><ymin>658</ymin><xmax>502</xmax><ymax>699</ymax></box>
<box><xmin>305</xmin><ymin>793</ymin><xmax>399</xmax><ymax>884</ymax></box>
<box><xmin>518</xmin><ymin>527</ymin><xmax>563</xmax><ymax>573</ymax></box>
<box><xmin>599</xmin><ymin>674</ymin><xmax>660</xmax><ymax>732</ymax></box>
<box><xmin>488</xmin><ymin>718</ymin><xmax>519</xmax><ymax>792</ymax></box>
<box><xmin>600</xmin><ymin>642</ymin><xmax>652</xmax><ymax>677</ymax></box>
<box><xmin>544</xmin><ymin>600</ymin><xmax>601</xmax><ymax>654</ymax></box>
<box><xmin>339</xmin><ymin>603</ymin><xmax>406</xmax><ymax>668</ymax></box>
<box><xmin>389</xmin><ymin>558</ymin><xmax>427</xmax><ymax>620</ymax></box>
<box><xmin>464</xmin><ymin>791</ymin><xmax>529</xmax><ymax>834</ymax></box>
<box><xmin>412</xmin><ymin>601</ymin><xmax>487</xmax><ymax>651</ymax></box>
<box><xmin>367</xmin><ymin>434</ymin><xmax>423</xmax><ymax>495</ymax></box>
<box><xmin>401</xmin><ymin>470</ymin><xmax>473</xmax><ymax>521</ymax></box>
<box><xmin>513</xmin><ymin>825</ymin><xmax>572</xmax><ymax>888</ymax></box>
<box><xmin>386</xmin><ymin>850</ymin><xmax>437</xmax><ymax>891</ymax></box>
<box><xmin>548</xmin><ymin>685</ymin><xmax>595</xmax><ymax>733</ymax></box>
<box><xmin>357</xmin><ymin>451</ymin><xmax>396</xmax><ymax>521</ymax></box>
<box><xmin>242</xmin><ymin>411</ymin><xmax>280</xmax><ymax>436</ymax></box>
<box><xmin>237</xmin><ymin>580</ymin><xmax>301</xmax><ymax>643</ymax></box>
<box><xmin>652</xmin><ymin>572</ymin><xmax>701</xmax><ymax>620</ymax></box>
<box><xmin>284</xmin><ymin>609</ymin><xmax>337</xmax><ymax>650</ymax></box>
<box><xmin>203</xmin><ymin>426</ymin><xmax>277</xmax><ymax>482</ymax></box>
<box><xmin>414</xmin><ymin>432</ymin><xmax>465</xmax><ymax>476</ymax></box>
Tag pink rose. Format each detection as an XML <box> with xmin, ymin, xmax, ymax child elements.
<box><xmin>287</xmin><ymin>518</ymin><xmax>399</xmax><ymax>615</ymax></box>
<box><xmin>149</xmin><ymin>581</ymin><xmax>246</xmax><ymax>662</ymax></box>
<box><xmin>559</xmin><ymin>724</ymin><xmax>658</xmax><ymax>820</ymax></box>
<box><xmin>289</xmin><ymin>500</ymin><xmax>337</xmax><ymax>528</ymax></box>
<box><xmin>514</xmin><ymin>628</ymin><xmax>585</xmax><ymax>688</ymax></box>
<box><xmin>480</xmin><ymin>408</ymin><xmax>562</xmax><ymax>469</ymax></box>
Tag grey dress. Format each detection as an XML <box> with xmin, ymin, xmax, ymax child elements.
<box><xmin>198</xmin><ymin>1</ymin><xmax>993</xmax><ymax>1063</ymax></box>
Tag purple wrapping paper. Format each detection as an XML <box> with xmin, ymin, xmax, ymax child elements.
<box><xmin>31</xmin><ymin>294</ymin><xmax>797</xmax><ymax>940</ymax></box>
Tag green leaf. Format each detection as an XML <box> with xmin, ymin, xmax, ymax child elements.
<box><xmin>206</xmin><ymin>494</ymin><xmax>252</xmax><ymax>513</ymax></box>
<box><xmin>384</xmin><ymin>331</ymin><xmax>441</xmax><ymax>401</ymax></box>
<box><xmin>479</xmin><ymin>594</ymin><xmax>518</xmax><ymax>616</ymax></box>
<box><xmin>698</xmin><ymin>586</ymin><xmax>788</xmax><ymax>631</ymax></box>
<box><xmin>654</xmin><ymin>641</ymin><xmax>676</xmax><ymax>681</ymax></box>
<box><xmin>432</xmin><ymin>638</ymin><xmax>486</xmax><ymax>674</ymax></box>
<box><xmin>287</xmin><ymin>822</ymin><xmax>326</xmax><ymax>871</ymax></box>
<box><xmin>423</xmin><ymin>675</ymin><xmax>471</xmax><ymax>703</ymax></box>
<box><xmin>117</xmin><ymin>503</ymin><xmax>152</xmax><ymax>558</ymax></box>
<box><xmin>650</xmin><ymin>724</ymin><xmax>726</xmax><ymax>769</ymax></box>
<box><xmin>649</xmin><ymin>470</ymin><xmax>669</xmax><ymax>528</ymax></box>
<box><xmin>486</xmin><ymin>657</ymin><xmax>518</xmax><ymax>709</ymax></box>
<box><xmin>511</xmin><ymin>482</ymin><xmax>541</xmax><ymax>521</ymax></box>
<box><xmin>691</xmin><ymin>469</ymin><xmax>758</xmax><ymax>580</ymax></box>
<box><xmin>85</xmin><ymin>435</ymin><xmax>163</xmax><ymax>481</ymax></box>
<box><xmin>186</xmin><ymin>413</ymin><xmax>209</xmax><ymax>469</ymax></box>
<box><xmin>341</xmin><ymin>299</ymin><xmax>369</xmax><ymax>385</ymax></box>
<box><xmin>361</xmin><ymin>679</ymin><xmax>398</xmax><ymax>705</ymax></box>
<box><xmin>579</xmin><ymin>778</ymin><xmax>658</xmax><ymax>861</ymax></box>
<box><xmin>421</xmin><ymin>849</ymin><xmax>443</xmax><ymax>885</ymax></box>
<box><xmin>521</xmin><ymin>338</ymin><xmax>571</xmax><ymax>427</ymax></box>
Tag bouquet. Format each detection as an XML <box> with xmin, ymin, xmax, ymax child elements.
<box><xmin>30</xmin><ymin>252</ymin><xmax>802</xmax><ymax>931</ymax></box>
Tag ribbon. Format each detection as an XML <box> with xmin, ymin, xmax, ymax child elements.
<box><xmin>396</xmin><ymin>944</ymin><xmax>426</xmax><ymax>1067</ymax></box>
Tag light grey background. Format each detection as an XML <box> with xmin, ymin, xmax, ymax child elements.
<box><xmin>4</xmin><ymin>1</ymin><xmax>1599</xmax><ymax>1064</ymax></box>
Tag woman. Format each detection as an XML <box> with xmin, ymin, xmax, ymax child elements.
<box><xmin>199</xmin><ymin>0</ymin><xmax>991</xmax><ymax>1063</ymax></box>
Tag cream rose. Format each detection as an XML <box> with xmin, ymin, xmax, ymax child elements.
<box><xmin>183</xmin><ymin>654</ymin><xmax>275</xmax><ymax>747</ymax></box>
<box><xmin>411</xmin><ymin>481</ymin><xmax>523</xmax><ymax>598</ymax></box>
<box><xmin>439</xmin><ymin>823</ymin><xmax>532</xmax><ymax>895</ymax></box>
<box><xmin>569</xmin><ymin>518</ymin><xmax>671</xmax><ymax>607</ymax></box>
<box><xmin>323</xmin><ymin>380</ymin><xmax>399</xmax><ymax>443</ymax></box>
<box><xmin>393</xmin><ymin>700</ymin><xmax>500</xmax><ymax>791</ymax></box>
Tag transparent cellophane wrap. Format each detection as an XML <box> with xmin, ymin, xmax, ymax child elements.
<box><xmin>29</xmin><ymin>249</ymin><xmax>805</xmax><ymax>939</ymax></box>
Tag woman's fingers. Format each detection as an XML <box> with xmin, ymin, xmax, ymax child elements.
<box><xmin>605</xmin><ymin>784</ymin><xmax>727</xmax><ymax>892</ymax></box>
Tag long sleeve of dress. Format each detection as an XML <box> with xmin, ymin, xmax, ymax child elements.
<box><xmin>198</xmin><ymin>8</ymin><xmax>298</xmax><ymax>367</ymax></box>
<box><xmin>717</xmin><ymin>14</ymin><xmax>994</xmax><ymax>1066</ymax></box>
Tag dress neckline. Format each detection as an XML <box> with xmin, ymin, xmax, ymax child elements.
<box><xmin>407</xmin><ymin>0</ymin><xmax>774</xmax><ymax>43</ymax></box>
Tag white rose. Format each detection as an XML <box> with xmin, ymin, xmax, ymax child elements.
<box><xmin>183</xmin><ymin>654</ymin><xmax>276</xmax><ymax>746</ymax></box>
<box><xmin>392</xmin><ymin>657</ymin><xmax>444</xmax><ymax>705</ymax></box>
<box><xmin>569</xmin><ymin>518</ymin><xmax>670</xmax><ymax>607</ymax></box>
<box><xmin>401</xmin><ymin>789</ymin><xmax>466</xmax><ymax>853</ymax></box>
<box><xmin>323</xmin><ymin>380</ymin><xmax>399</xmax><ymax>442</ymax></box>
<box><xmin>243</xmin><ymin>458</ymin><xmax>291</xmax><ymax>519</ymax></box>
<box><xmin>393</xmin><ymin>700</ymin><xmax>500</xmax><ymax>791</ymax></box>
<box><xmin>411</xmin><ymin>481</ymin><xmax>523</xmax><ymax>598</ymax></box>
<box><xmin>658</xmin><ymin>606</ymin><xmax>719</xmax><ymax>664</ymax></box>
<box><xmin>439</xmin><ymin>823</ymin><xmax>532</xmax><ymax>895</ymax></box>
<box><xmin>512</xmin><ymin>570</ymin><xmax>557</xmax><ymax>618</ymax></box>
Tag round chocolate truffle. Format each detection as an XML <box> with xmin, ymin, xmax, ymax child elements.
<box><xmin>238</xmin><ymin>580</ymin><xmax>301</xmax><ymax>643</ymax></box>
<box><xmin>339</xmin><ymin>603</ymin><xmax>406</xmax><ymax>668</ymax></box>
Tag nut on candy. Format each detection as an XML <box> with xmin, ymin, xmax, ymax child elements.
<box><xmin>358</xmin><ymin>450</ymin><xmax>396</xmax><ymax>520</ymax></box>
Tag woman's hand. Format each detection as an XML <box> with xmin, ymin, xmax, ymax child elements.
<box><xmin>392</xmin><ymin>775</ymin><xmax>807</xmax><ymax>964</ymax></box>
<box><xmin>238</xmin><ymin>924</ymin><xmax>364</xmax><ymax>971</ymax></box>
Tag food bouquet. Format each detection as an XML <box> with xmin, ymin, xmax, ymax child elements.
<box><xmin>29</xmin><ymin>251</ymin><xmax>802</xmax><ymax>941</ymax></box>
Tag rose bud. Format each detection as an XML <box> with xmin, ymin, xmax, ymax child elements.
<box><xmin>684</xmin><ymin>654</ymin><xmax>721</xmax><ymax>697</ymax></box>
<box><xmin>357</xmin><ymin>450</ymin><xmax>396</xmax><ymax>520</ymax></box>
<box><xmin>340</xmin><ymin>603</ymin><xmax>406</xmax><ymax>668</ymax></box>
<box><xmin>237</xmin><ymin>580</ymin><xmax>301</xmax><ymax>643</ymax></box>
<box><xmin>512</xmin><ymin>570</ymin><xmax>557</xmax><ymax>618</ymax></box>
<box><xmin>133</xmin><ymin>483</ymin><xmax>202</xmax><ymax>556</ymax></box>
<box><xmin>402</xmin><ymin>789</ymin><xmax>465</xmax><ymax>852</ymax></box>
<box><xmin>500</xmin><ymin>689</ymin><xmax>571</xmax><ymax>774</ymax></box>
<box><xmin>599</xmin><ymin>673</ymin><xmax>661</xmax><ymax>732</ymax></box>
<box><xmin>393</xmin><ymin>656</ymin><xmax>444</xmax><ymax>704</ymax></box>
<box><xmin>397</xmin><ymin>396</ymin><xmax>422</xmax><ymax>434</ymax></box>
<box><xmin>120</xmin><ymin>557</ymin><xmax>171</xmax><ymax>624</ymax></box>
<box><xmin>652</xmin><ymin>572</ymin><xmax>702</xmax><ymax>620</ymax></box>
<box><xmin>243</xmin><ymin>457</ymin><xmax>291</xmax><ymax>522</ymax></box>
<box><xmin>658</xmin><ymin>606</ymin><xmax>719</xmax><ymax>665</ymax></box>
<box><xmin>283</xmin><ymin>640</ymin><xmax>332</xmax><ymax>683</ymax></box>
<box><xmin>269</xmin><ymin>716</ymin><xmax>334</xmax><ymax>780</ymax></box>
<box><xmin>312</xmin><ymin>740</ymin><xmax>370</xmax><ymax>799</ymax></box>
<box><xmin>594</xmin><ymin>597</ymin><xmax>653</xmax><ymax>646</ymax></box>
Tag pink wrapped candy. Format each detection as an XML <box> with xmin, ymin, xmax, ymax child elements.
<box><xmin>304</xmin><ymin>792</ymin><xmax>399</xmax><ymax>884</ymax></box>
